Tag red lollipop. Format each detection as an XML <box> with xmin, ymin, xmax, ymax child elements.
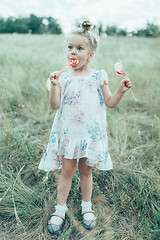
<box><xmin>68</xmin><ymin>59</ymin><xmax>78</xmax><ymax>66</ymax></box>
<box><xmin>61</xmin><ymin>59</ymin><xmax>79</xmax><ymax>72</ymax></box>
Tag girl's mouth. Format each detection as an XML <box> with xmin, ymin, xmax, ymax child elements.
<box><xmin>69</xmin><ymin>59</ymin><xmax>79</xmax><ymax>66</ymax></box>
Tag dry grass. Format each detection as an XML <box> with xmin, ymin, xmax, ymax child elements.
<box><xmin>0</xmin><ymin>34</ymin><xmax>160</xmax><ymax>240</ymax></box>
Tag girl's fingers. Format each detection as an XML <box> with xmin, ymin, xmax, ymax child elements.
<box><xmin>50</xmin><ymin>73</ymin><xmax>57</xmax><ymax>79</ymax></box>
<box><xmin>122</xmin><ymin>77</ymin><xmax>130</xmax><ymax>83</ymax></box>
<box><xmin>126</xmin><ymin>83</ymin><xmax>132</xmax><ymax>88</ymax></box>
<box><xmin>122</xmin><ymin>77</ymin><xmax>132</xmax><ymax>88</ymax></box>
<box><xmin>119</xmin><ymin>77</ymin><xmax>132</xmax><ymax>93</ymax></box>
<box><xmin>51</xmin><ymin>79</ymin><xmax>58</xmax><ymax>86</ymax></box>
<box><xmin>50</xmin><ymin>71</ymin><xmax>63</xmax><ymax>80</ymax></box>
<box><xmin>125</xmin><ymin>81</ymin><xmax>132</xmax><ymax>87</ymax></box>
<box><xmin>50</xmin><ymin>74</ymin><xmax>55</xmax><ymax>80</ymax></box>
<box><xmin>50</xmin><ymin>71</ymin><xmax>62</xmax><ymax>86</ymax></box>
<box><xmin>50</xmin><ymin>71</ymin><xmax>59</xmax><ymax>80</ymax></box>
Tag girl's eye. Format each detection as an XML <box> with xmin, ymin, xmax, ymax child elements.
<box><xmin>78</xmin><ymin>47</ymin><xmax>83</xmax><ymax>50</ymax></box>
<box><xmin>68</xmin><ymin>46</ymin><xmax>72</xmax><ymax>49</ymax></box>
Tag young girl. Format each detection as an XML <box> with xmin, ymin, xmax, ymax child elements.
<box><xmin>38</xmin><ymin>20</ymin><xmax>132</xmax><ymax>234</ymax></box>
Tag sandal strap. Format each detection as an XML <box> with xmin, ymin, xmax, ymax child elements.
<box><xmin>82</xmin><ymin>210</ymin><xmax>95</xmax><ymax>215</ymax></box>
<box><xmin>48</xmin><ymin>219</ymin><xmax>64</xmax><ymax>226</ymax></box>
<box><xmin>51</xmin><ymin>212</ymin><xmax>65</xmax><ymax>220</ymax></box>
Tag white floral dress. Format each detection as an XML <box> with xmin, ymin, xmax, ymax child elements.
<box><xmin>38</xmin><ymin>69</ymin><xmax>113</xmax><ymax>171</ymax></box>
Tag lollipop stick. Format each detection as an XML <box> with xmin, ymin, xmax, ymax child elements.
<box><xmin>125</xmin><ymin>75</ymin><xmax>137</xmax><ymax>102</ymax></box>
<box><xmin>125</xmin><ymin>74</ymin><xmax>137</xmax><ymax>101</ymax></box>
<box><xmin>61</xmin><ymin>66</ymin><xmax>69</xmax><ymax>72</ymax></box>
<box><xmin>130</xmin><ymin>88</ymin><xmax>137</xmax><ymax>101</ymax></box>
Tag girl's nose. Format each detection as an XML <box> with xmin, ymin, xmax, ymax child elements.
<box><xmin>71</xmin><ymin>48</ymin><xmax>76</xmax><ymax>55</ymax></box>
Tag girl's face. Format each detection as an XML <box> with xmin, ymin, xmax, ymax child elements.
<box><xmin>67</xmin><ymin>34</ymin><xmax>94</xmax><ymax>71</ymax></box>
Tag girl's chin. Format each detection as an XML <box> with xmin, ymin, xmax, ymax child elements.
<box><xmin>71</xmin><ymin>65</ymin><xmax>79</xmax><ymax>69</ymax></box>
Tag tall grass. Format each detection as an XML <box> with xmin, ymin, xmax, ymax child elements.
<box><xmin>0</xmin><ymin>34</ymin><xmax>160</xmax><ymax>240</ymax></box>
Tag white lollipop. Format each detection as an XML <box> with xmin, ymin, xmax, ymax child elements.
<box><xmin>114</xmin><ymin>62</ymin><xmax>122</xmax><ymax>72</ymax></box>
<box><xmin>114</xmin><ymin>62</ymin><xmax>137</xmax><ymax>101</ymax></box>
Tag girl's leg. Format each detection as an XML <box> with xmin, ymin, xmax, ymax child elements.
<box><xmin>49</xmin><ymin>157</ymin><xmax>77</xmax><ymax>229</ymax></box>
<box><xmin>78</xmin><ymin>158</ymin><xmax>95</xmax><ymax>223</ymax></box>
<box><xmin>57</xmin><ymin>157</ymin><xmax>77</xmax><ymax>204</ymax></box>
<box><xmin>78</xmin><ymin>157</ymin><xmax>92</xmax><ymax>201</ymax></box>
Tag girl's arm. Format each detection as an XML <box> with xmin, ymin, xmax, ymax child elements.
<box><xmin>101</xmin><ymin>76</ymin><xmax>132</xmax><ymax>108</ymax></box>
<box><xmin>49</xmin><ymin>71</ymin><xmax>62</xmax><ymax>110</ymax></box>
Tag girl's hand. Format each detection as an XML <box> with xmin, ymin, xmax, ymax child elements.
<box><xmin>49</xmin><ymin>71</ymin><xmax>62</xmax><ymax>86</ymax></box>
<box><xmin>118</xmin><ymin>76</ymin><xmax>132</xmax><ymax>93</ymax></box>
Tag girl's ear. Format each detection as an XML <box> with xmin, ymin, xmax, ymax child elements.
<box><xmin>88</xmin><ymin>51</ymin><xmax>94</xmax><ymax>61</ymax></box>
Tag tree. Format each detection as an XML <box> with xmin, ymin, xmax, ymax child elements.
<box><xmin>3</xmin><ymin>17</ymin><xmax>15</xmax><ymax>33</ymax></box>
<box><xmin>27</xmin><ymin>14</ymin><xmax>43</xmax><ymax>34</ymax></box>
<box><xmin>105</xmin><ymin>25</ymin><xmax>117</xmax><ymax>36</ymax></box>
<box><xmin>134</xmin><ymin>22</ymin><xmax>160</xmax><ymax>37</ymax></box>
<box><xmin>98</xmin><ymin>22</ymin><xmax>103</xmax><ymax>36</ymax></box>
<box><xmin>144</xmin><ymin>23</ymin><xmax>160</xmax><ymax>37</ymax></box>
<box><xmin>47</xmin><ymin>17</ymin><xmax>62</xmax><ymax>34</ymax></box>
<box><xmin>117</xmin><ymin>28</ymin><xmax>127</xmax><ymax>36</ymax></box>
<box><xmin>13</xmin><ymin>17</ymin><xmax>28</xmax><ymax>33</ymax></box>
<box><xmin>0</xmin><ymin>18</ymin><xmax>5</xmax><ymax>33</ymax></box>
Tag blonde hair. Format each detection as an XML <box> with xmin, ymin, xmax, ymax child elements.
<box><xmin>71</xmin><ymin>20</ymin><xmax>98</xmax><ymax>52</ymax></box>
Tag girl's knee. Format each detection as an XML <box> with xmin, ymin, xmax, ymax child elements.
<box><xmin>62</xmin><ymin>166</ymin><xmax>76</xmax><ymax>176</ymax></box>
<box><xmin>62</xmin><ymin>158</ymin><xmax>77</xmax><ymax>176</ymax></box>
<box><xmin>78</xmin><ymin>160</ymin><xmax>92</xmax><ymax>176</ymax></box>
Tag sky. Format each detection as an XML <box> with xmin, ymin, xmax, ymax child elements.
<box><xmin>0</xmin><ymin>0</ymin><xmax>160</xmax><ymax>33</ymax></box>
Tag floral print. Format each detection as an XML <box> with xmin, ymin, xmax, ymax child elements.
<box><xmin>88</xmin><ymin>122</ymin><xmax>104</xmax><ymax>141</ymax></box>
<box><xmin>38</xmin><ymin>70</ymin><xmax>113</xmax><ymax>171</ymax></box>
<box><xmin>97</xmin><ymin>86</ymin><xmax>105</xmax><ymax>105</ymax></box>
<box><xmin>64</xmin><ymin>92</ymin><xmax>80</xmax><ymax>105</ymax></box>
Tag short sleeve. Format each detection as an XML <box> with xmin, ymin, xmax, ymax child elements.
<box><xmin>46</xmin><ymin>78</ymin><xmax>51</xmax><ymax>91</ymax></box>
<box><xmin>58</xmin><ymin>73</ymin><xmax>65</xmax><ymax>88</ymax></box>
<box><xmin>98</xmin><ymin>70</ymin><xmax>109</xmax><ymax>86</ymax></box>
<box><xmin>46</xmin><ymin>73</ymin><xmax>64</xmax><ymax>92</ymax></box>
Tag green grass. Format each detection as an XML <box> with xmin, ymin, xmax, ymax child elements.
<box><xmin>0</xmin><ymin>34</ymin><xmax>160</xmax><ymax>240</ymax></box>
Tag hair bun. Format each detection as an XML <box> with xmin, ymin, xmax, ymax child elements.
<box><xmin>82</xmin><ymin>20</ymin><xmax>92</xmax><ymax>32</ymax></box>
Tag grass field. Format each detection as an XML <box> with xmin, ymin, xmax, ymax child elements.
<box><xmin>0</xmin><ymin>34</ymin><xmax>160</xmax><ymax>240</ymax></box>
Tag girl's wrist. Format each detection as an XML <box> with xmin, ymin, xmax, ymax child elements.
<box><xmin>51</xmin><ymin>81</ymin><xmax>56</xmax><ymax>87</ymax></box>
<box><xmin>117</xmin><ymin>88</ymin><xmax>125</xmax><ymax>95</ymax></box>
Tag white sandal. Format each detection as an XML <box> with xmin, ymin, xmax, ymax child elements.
<box><xmin>47</xmin><ymin>212</ymin><xmax>65</xmax><ymax>234</ymax></box>
<box><xmin>82</xmin><ymin>210</ymin><xmax>97</xmax><ymax>229</ymax></box>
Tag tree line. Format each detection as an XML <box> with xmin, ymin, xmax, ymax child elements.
<box><xmin>100</xmin><ymin>22</ymin><xmax>160</xmax><ymax>38</ymax></box>
<box><xmin>0</xmin><ymin>14</ymin><xmax>159</xmax><ymax>37</ymax></box>
<box><xmin>0</xmin><ymin>14</ymin><xmax>62</xmax><ymax>34</ymax></box>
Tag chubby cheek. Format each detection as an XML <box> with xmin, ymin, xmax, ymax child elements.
<box><xmin>66</xmin><ymin>52</ymin><xmax>70</xmax><ymax>61</ymax></box>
